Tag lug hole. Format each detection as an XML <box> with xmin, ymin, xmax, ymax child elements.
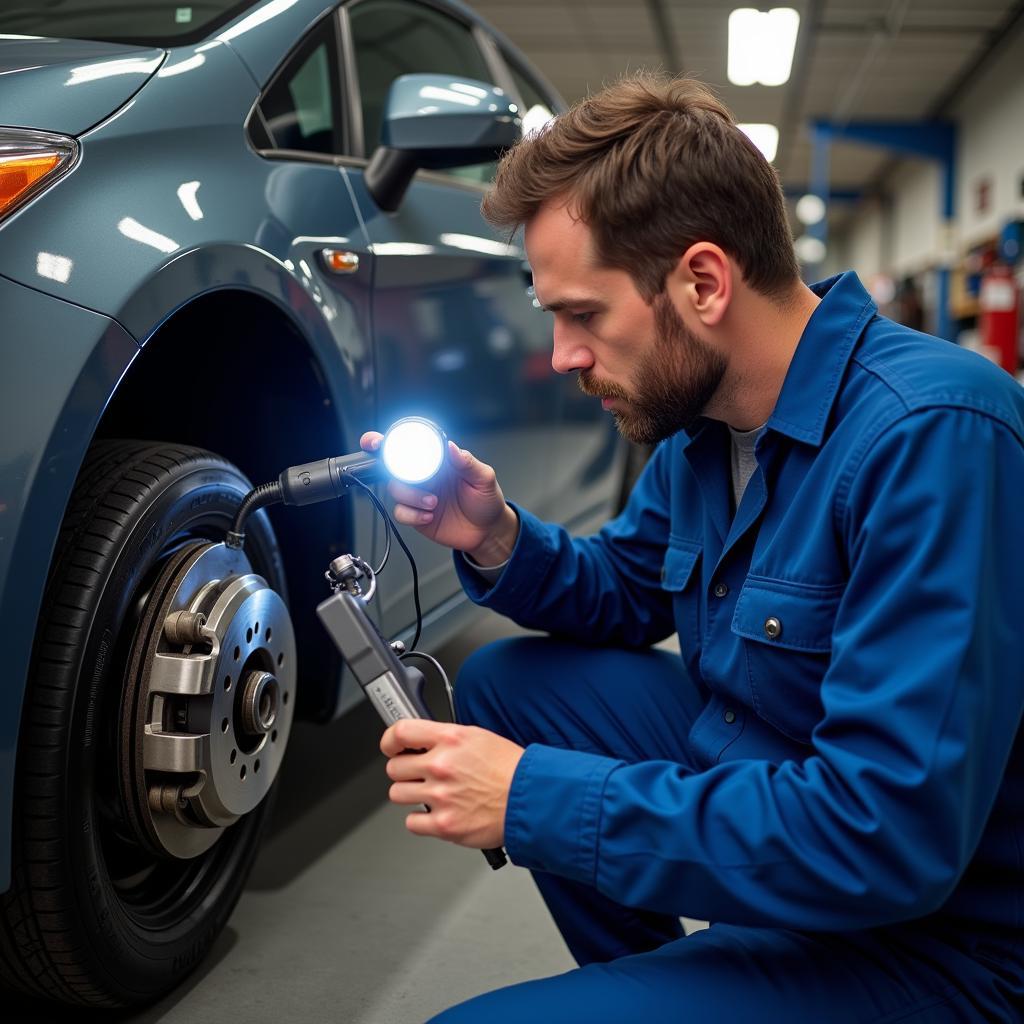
<box><xmin>254</xmin><ymin>621</ymin><xmax>259</xmax><ymax>636</ymax></box>
<box><xmin>283</xmin><ymin>691</ymin><xmax>289</xmax><ymax>706</ymax></box>
<box><xmin>246</xmin><ymin>627</ymin><xmax>253</xmax><ymax>643</ymax></box>
<box><xmin>277</xmin><ymin>652</ymin><xmax>284</xmax><ymax>667</ymax></box>
<box><xmin>240</xmin><ymin>765</ymin><xmax>247</xmax><ymax>780</ymax></box>
<box><xmin>265</xmin><ymin>627</ymin><xmax>272</xmax><ymax>642</ymax></box>
<box><xmin>271</xmin><ymin>729</ymin><xmax>278</xmax><ymax>742</ymax></box>
<box><xmin>230</xmin><ymin>749</ymin><xmax>237</xmax><ymax>765</ymax></box>
<box><xmin>254</xmin><ymin>759</ymin><xmax>261</xmax><ymax>774</ymax></box>
<box><xmin>234</xmin><ymin>645</ymin><xmax>240</xmax><ymax>661</ymax></box>
<box><xmin>221</xmin><ymin>717</ymin><xmax>229</xmax><ymax>733</ymax></box>
<box><xmin>224</xmin><ymin>675</ymin><xmax>232</xmax><ymax>692</ymax></box>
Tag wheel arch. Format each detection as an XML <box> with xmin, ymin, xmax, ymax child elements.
<box><xmin>97</xmin><ymin>285</ymin><xmax>356</xmax><ymax>726</ymax></box>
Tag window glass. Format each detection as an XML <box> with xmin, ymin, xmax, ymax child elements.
<box><xmin>0</xmin><ymin>0</ymin><xmax>257</xmax><ymax>45</ymax></box>
<box><xmin>259</xmin><ymin>17</ymin><xmax>340</xmax><ymax>155</ymax></box>
<box><xmin>507</xmin><ymin>61</ymin><xmax>556</xmax><ymax>137</ymax></box>
<box><xmin>349</xmin><ymin>0</ymin><xmax>495</xmax><ymax>183</ymax></box>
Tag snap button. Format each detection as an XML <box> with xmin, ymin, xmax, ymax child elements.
<box><xmin>764</xmin><ymin>616</ymin><xmax>782</xmax><ymax>640</ymax></box>
<box><xmin>713</xmin><ymin>582</ymin><xmax>729</xmax><ymax>598</ymax></box>
<box><xmin>723</xmin><ymin>709</ymin><xmax>736</xmax><ymax>724</ymax></box>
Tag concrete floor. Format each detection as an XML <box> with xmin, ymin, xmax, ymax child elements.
<box><xmin>7</xmin><ymin>611</ymin><xmax>700</xmax><ymax>1023</ymax></box>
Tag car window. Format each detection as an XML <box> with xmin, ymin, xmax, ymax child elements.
<box><xmin>0</xmin><ymin>0</ymin><xmax>258</xmax><ymax>45</ymax></box>
<box><xmin>507</xmin><ymin>60</ymin><xmax>557</xmax><ymax>137</ymax></box>
<box><xmin>257</xmin><ymin>15</ymin><xmax>341</xmax><ymax>156</ymax></box>
<box><xmin>348</xmin><ymin>0</ymin><xmax>495</xmax><ymax>183</ymax></box>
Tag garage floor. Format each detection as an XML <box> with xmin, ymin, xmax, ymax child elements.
<box><xmin>7</xmin><ymin>612</ymin><xmax>698</xmax><ymax>1023</ymax></box>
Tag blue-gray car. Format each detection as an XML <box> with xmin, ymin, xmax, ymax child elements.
<box><xmin>0</xmin><ymin>0</ymin><xmax>626</xmax><ymax>1006</ymax></box>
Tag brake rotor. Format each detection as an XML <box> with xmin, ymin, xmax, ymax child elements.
<box><xmin>120</xmin><ymin>541</ymin><xmax>296</xmax><ymax>860</ymax></box>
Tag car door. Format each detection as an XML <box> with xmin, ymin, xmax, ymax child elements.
<box><xmin>246</xmin><ymin>10</ymin><xmax>386</xmax><ymax>697</ymax></box>
<box><xmin>339</xmin><ymin>0</ymin><xmax>562</xmax><ymax>637</ymax></box>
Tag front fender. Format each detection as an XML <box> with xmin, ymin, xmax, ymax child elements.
<box><xmin>119</xmin><ymin>241</ymin><xmax>371</xmax><ymax>428</ymax></box>
<box><xmin>0</xmin><ymin>273</ymin><xmax>138</xmax><ymax>893</ymax></box>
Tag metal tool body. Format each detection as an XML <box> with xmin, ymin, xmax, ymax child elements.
<box><xmin>317</xmin><ymin>556</ymin><xmax>507</xmax><ymax>870</ymax></box>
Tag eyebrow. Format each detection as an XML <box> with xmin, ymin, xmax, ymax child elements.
<box><xmin>538</xmin><ymin>296</ymin><xmax>607</xmax><ymax>313</ymax></box>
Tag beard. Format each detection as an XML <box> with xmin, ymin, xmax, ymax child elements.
<box><xmin>577</xmin><ymin>293</ymin><xmax>728</xmax><ymax>445</ymax></box>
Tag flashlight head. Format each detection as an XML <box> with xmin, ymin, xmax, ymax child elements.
<box><xmin>381</xmin><ymin>417</ymin><xmax>446</xmax><ymax>484</ymax></box>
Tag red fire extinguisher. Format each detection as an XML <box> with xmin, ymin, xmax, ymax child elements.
<box><xmin>979</xmin><ymin>261</ymin><xmax>1021</xmax><ymax>375</ymax></box>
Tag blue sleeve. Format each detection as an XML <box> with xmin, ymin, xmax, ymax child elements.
<box><xmin>504</xmin><ymin>408</ymin><xmax>1024</xmax><ymax>930</ymax></box>
<box><xmin>453</xmin><ymin>440</ymin><xmax>677</xmax><ymax>647</ymax></box>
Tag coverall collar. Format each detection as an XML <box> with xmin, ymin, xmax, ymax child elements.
<box><xmin>682</xmin><ymin>271</ymin><xmax>877</xmax><ymax>450</ymax></box>
<box><xmin>766</xmin><ymin>271</ymin><xmax>877</xmax><ymax>447</ymax></box>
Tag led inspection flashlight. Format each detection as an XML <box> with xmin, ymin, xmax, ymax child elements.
<box><xmin>280</xmin><ymin>416</ymin><xmax>448</xmax><ymax>507</ymax></box>
<box><xmin>226</xmin><ymin>417</ymin><xmax>447</xmax><ymax>548</ymax></box>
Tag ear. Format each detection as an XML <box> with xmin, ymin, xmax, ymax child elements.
<box><xmin>666</xmin><ymin>243</ymin><xmax>732</xmax><ymax>327</ymax></box>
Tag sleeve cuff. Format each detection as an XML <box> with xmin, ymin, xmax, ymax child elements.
<box><xmin>453</xmin><ymin>502</ymin><xmax>558</xmax><ymax>607</ymax></box>
<box><xmin>504</xmin><ymin>743</ymin><xmax>622</xmax><ymax>886</ymax></box>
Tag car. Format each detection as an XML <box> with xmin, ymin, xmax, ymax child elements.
<box><xmin>0</xmin><ymin>0</ymin><xmax>627</xmax><ymax>1007</ymax></box>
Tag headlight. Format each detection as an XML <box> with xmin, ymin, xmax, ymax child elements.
<box><xmin>0</xmin><ymin>129</ymin><xmax>78</xmax><ymax>223</ymax></box>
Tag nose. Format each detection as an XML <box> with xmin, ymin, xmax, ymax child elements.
<box><xmin>551</xmin><ymin>319</ymin><xmax>594</xmax><ymax>375</ymax></box>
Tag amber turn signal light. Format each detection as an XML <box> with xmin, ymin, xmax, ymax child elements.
<box><xmin>0</xmin><ymin>129</ymin><xmax>78</xmax><ymax>222</ymax></box>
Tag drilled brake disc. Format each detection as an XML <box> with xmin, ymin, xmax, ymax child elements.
<box><xmin>120</xmin><ymin>542</ymin><xmax>296</xmax><ymax>860</ymax></box>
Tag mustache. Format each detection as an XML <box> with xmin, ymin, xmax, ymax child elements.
<box><xmin>578</xmin><ymin>372</ymin><xmax>629</xmax><ymax>401</ymax></box>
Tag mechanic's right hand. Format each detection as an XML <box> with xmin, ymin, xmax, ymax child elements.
<box><xmin>359</xmin><ymin>432</ymin><xmax>519</xmax><ymax>565</ymax></box>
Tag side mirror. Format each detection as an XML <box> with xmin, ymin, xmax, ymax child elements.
<box><xmin>365</xmin><ymin>74</ymin><xmax>522</xmax><ymax>212</ymax></box>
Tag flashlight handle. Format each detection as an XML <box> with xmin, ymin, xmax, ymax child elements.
<box><xmin>279</xmin><ymin>452</ymin><xmax>381</xmax><ymax>507</ymax></box>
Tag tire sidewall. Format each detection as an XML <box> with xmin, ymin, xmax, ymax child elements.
<box><xmin>58</xmin><ymin>456</ymin><xmax>282</xmax><ymax>1002</ymax></box>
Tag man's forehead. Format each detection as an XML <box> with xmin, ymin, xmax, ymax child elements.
<box><xmin>526</xmin><ymin>206</ymin><xmax>601</xmax><ymax>296</ymax></box>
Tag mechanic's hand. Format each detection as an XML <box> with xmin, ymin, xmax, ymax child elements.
<box><xmin>381</xmin><ymin>719</ymin><xmax>524</xmax><ymax>850</ymax></box>
<box><xmin>360</xmin><ymin>431</ymin><xmax>518</xmax><ymax>565</ymax></box>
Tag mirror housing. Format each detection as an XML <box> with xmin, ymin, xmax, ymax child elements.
<box><xmin>365</xmin><ymin>74</ymin><xmax>522</xmax><ymax>212</ymax></box>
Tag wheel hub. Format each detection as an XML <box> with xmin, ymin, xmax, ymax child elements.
<box><xmin>122</xmin><ymin>541</ymin><xmax>296</xmax><ymax>859</ymax></box>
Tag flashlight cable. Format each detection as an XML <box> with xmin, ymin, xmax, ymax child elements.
<box><xmin>399</xmin><ymin>650</ymin><xmax>455</xmax><ymax>722</ymax></box>
<box><xmin>347</xmin><ymin>474</ymin><xmax>423</xmax><ymax>651</ymax></box>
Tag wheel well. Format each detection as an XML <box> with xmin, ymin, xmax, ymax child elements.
<box><xmin>97</xmin><ymin>290</ymin><xmax>346</xmax><ymax>721</ymax></box>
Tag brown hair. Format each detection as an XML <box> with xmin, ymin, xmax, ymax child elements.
<box><xmin>482</xmin><ymin>72</ymin><xmax>798</xmax><ymax>302</ymax></box>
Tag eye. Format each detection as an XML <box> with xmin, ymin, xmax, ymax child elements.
<box><xmin>571</xmin><ymin>312</ymin><xmax>594</xmax><ymax>325</ymax></box>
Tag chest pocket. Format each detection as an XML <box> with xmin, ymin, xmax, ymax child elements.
<box><xmin>732</xmin><ymin>576</ymin><xmax>844</xmax><ymax>742</ymax></box>
<box><xmin>660</xmin><ymin>540</ymin><xmax>702</xmax><ymax>669</ymax></box>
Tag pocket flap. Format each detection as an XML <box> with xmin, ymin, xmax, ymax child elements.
<box><xmin>660</xmin><ymin>542</ymin><xmax>701</xmax><ymax>591</ymax></box>
<box><xmin>732</xmin><ymin>577</ymin><xmax>842</xmax><ymax>652</ymax></box>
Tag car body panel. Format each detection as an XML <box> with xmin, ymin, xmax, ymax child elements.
<box><xmin>0</xmin><ymin>273</ymin><xmax>139</xmax><ymax>893</ymax></box>
<box><xmin>0</xmin><ymin>37</ymin><xmax>165</xmax><ymax>135</ymax></box>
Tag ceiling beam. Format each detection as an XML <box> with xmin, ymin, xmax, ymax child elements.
<box><xmin>776</xmin><ymin>0</ymin><xmax>824</xmax><ymax>180</ymax></box>
<box><xmin>643</xmin><ymin>0</ymin><xmax>684</xmax><ymax>73</ymax></box>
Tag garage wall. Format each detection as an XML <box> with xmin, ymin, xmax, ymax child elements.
<box><xmin>889</xmin><ymin>160</ymin><xmax>942</xmax><ymax>275</ymax></box>
<box><xmin>841</xmin><ymin>199</ymin><xmax>885</xmax><ymax>281</ymax></box>
<box><xmin>951</xmin><ymin>26</ymin><xmax>1024</xmax><ymax>248</ymax></box>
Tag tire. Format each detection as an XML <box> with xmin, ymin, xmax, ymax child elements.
<box><xmin>0</xmin><ymin>441</ymin><xmax>287</xmax><ymax>1007</ymax></box>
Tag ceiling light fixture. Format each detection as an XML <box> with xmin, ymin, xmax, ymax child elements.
<box><xmin>737</xmin><ymin>123</ymin><xmax>779</xmax><ymax>163</ymax></box>
<box><xmin>728</xmin><ymin>8</ymin><xmax>800</xmax><ymax>87</ymax></box>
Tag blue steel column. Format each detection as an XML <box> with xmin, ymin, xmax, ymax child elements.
<box><xmin>810</xmin><ymin>120</ymin><xmax>957</xmax><ymax>339</ymax></box>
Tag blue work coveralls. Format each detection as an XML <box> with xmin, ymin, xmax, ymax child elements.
<box><xmin>433</xmin><ymin>273</ymin><xmax>1024</xmax><ymax>1022</ymax></box>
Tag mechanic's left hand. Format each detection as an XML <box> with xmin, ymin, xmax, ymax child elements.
<box><xmin>381</xmin><ymin>719</ymin><xmax>524</xmax><ymax>850</ymax></box>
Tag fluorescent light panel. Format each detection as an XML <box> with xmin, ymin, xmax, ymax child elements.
<box><xmin>737</xmin><ymin>123</ymin><xmax>779</xmax><ymax>163</ymax></box>
<box><xmin>728</xmin><ymin>8</ymin><xmax>800</xmax><ymax>87</ymax></box>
